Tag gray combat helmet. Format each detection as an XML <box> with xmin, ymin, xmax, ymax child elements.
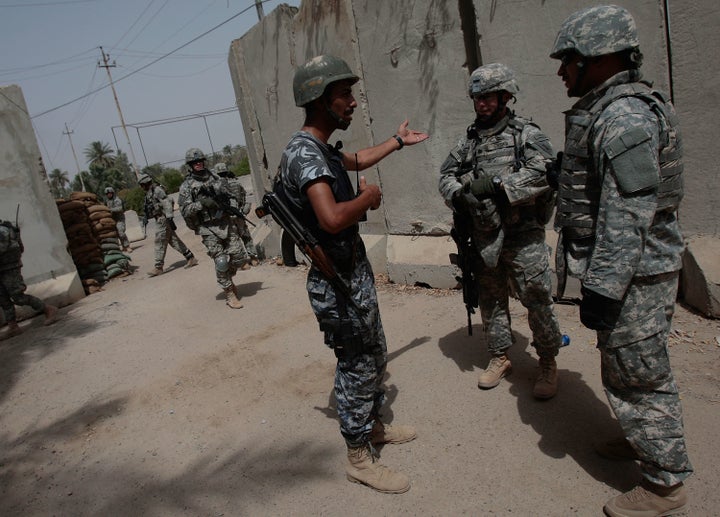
<box><xmin>293</xmin><ymin>55</ymin><xmax>359</xmax><ymax>107</ymax></box>
<box><xmin>185</xmin><ymin>148</ymin><xmax>206</xmax><ymax>164</ymax></box>
<box><xmin>105</xmin><ymin>187</ymin><xmax>115</xmax><ymax>194</ymax></box>
<box><xmin>550</xmin><ymin>5</ymin><xmax>639</xmax><ymax>59</ymax></box>
<box><xmin>215</xmin><ymin>162</ymin><xmax>228</xmax><ymax>173</ymax></box>
<box><xmin>468</xmin><ymin>63</ymin><xmax>519</xmax><ymax>97</ymax></box>
<box><xmin>138</xmin><ymin>173</ymin><xmax>153</xmax><ymax>185</ymax></box>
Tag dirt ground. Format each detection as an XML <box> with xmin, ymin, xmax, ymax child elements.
<box><xmin>1</xmin><ymin>218</ymin><xmax>719</xmax><ymax>516</ymax></box>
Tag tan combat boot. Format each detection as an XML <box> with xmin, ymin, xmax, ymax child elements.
<box><xmin>370</xmin><ymin>421</ymin><xmax>417</xmax><ymax>445</ymax></box>
<box><xmin>148</xmin><ymin>267</ymin><xmax>163</xmax><ymax>277</ymax></box>
<box><xmin>184</xmin><ymin>256</ymin><xmax>198</xmax><ymax>268</ymax></box>
<box><xmin>603</xmin><ymin>481</ymin><xmax>687</xmax><ymax>517</ymax></box>
<box><xmin>43</xmin><ymin>305</ymin><xmax>59</xmax><ymax>326</ymax></box>
<box><xmin>533</xmin><ymin>356</ymin><xmax>558</xmax><ymax>400</ymax></box>
<box><xmin>346</xmin><ymin>443</ymin><xmax>410</xmax><ymax>494</ymax></box>
<box><xmin>224</xmin><ymin>286</ymin><xmax>243</xmax><ymax>309</ymax></box>
<box><xmin>478</xmin><ymin>354</ymin><xmax>511</xmax><ymax>389</ymax></box>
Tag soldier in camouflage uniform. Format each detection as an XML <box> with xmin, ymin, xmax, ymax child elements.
<box><xmin>104</xmin><ymin>187</ymin><xmax>131</xmax><ymax>252</ymax></box>
<box><xmin>0</xmin><ymin>220</ymin><xmax>58</xmax><ymax>337</ymax></box>
<box><xmin>550</xmin><ymin>6</ymin><xmax>692</xmax><ymax>515</ymax></box>
<box><xmin>439</xmin><ymin>63</ymin><xmax>562</xmax><ymax>399</ymax></box>
<box><xmin>214</xmin><ymin>162</ymin><xmax>259</xmax><ymax>266</ymax></box>
<box><xmin>138</xmin><ymin>173</ymin><xmax>197</xmax><ymax>277</ymax></box>
<box><xmin>280</xmin><ymin>55</ymin><xmax>427</xmax><ymax>493</ymax></box>
<box><xmin>179</xmin><ymin>150</ymin><xmax>248</xmax><ymax>309</ymax></box>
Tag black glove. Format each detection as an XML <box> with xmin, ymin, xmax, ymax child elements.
<box><xmin>545</xmin><ymin>152</ymin><xmax>563</xmax><ymax>190</ymax></box>
<box><xmin>200</xmin><ymin>196</ymin><xmax>218</xmax><ymax>209</ymax></box>
<box><xmin>580</xmin><ymin>287</ymin><xmax>623</xmax><ymax>331</ymax></box>
<box><xmin>452</xmin><ymin>189</ymin><xmax>479</xmax><ymax>212</ymax></box>
<box><xmin>469</xmin><ymin>176</ymin><xmax>498</xmax><ymax>197</ymax></box>
<box><xmin>167</xmin><ymin>218</ymin><xmax>177</xmax><ymax>231</ymax></box>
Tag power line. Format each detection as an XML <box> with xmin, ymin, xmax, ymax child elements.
<box><xmin>30</xmin><ymin>0</ymin><xmax>261</xmax><ymax>119</ymax></box>
<box><xmin>0</xmin><ymin>0</ymin><xmax>97</xmax><ymax>7</ymax></box>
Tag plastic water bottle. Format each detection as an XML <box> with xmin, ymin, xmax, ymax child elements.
<box><xmin>561</xmin><ymin>334</ymin><xmax>571</xmax><ymax>347</ymax></box>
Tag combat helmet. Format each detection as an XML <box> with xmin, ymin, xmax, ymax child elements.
<box><xmin>104</xmin><ymin>186</ymin><xmax>115</xmax><ymax>194</ymax></box>
<box><xmin>185</xmin><ymin>148</ymin><xmax>206</xmax><ymax>164</ymax></box>
<box><xmin>550</xmin><ymin>5</ymin><xmax>639</xmax><ymax>59</ymax></box>
<box><xmin>293</xmin><ymin>55</ymin><xmax>359</xmax><ymax>107</ymax></box>
<box><xmin>468</xmin><ymin>63</ymin><xmax>519</xmax><ymax>97</ymax></box>
<box><xmin>215</xmin><ymin>162</ymin><xmax>228</xmax><ymax>173</ymax></box>
<box><xmin>138</xmin><ymin>173</ymin><xmax>153</xmax><ymax>185</ymax></box>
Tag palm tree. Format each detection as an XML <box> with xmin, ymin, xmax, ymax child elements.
<box><xmin>48</xmin><ymin>168</ymin><xmax>70</xmax><ymax>198</ymax></box>
<box><xmin>84</xmin><ymin>141</ymin><xmax>116</xmax><ymax>170</ymax></box>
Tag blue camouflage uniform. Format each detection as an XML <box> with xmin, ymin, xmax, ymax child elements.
<box><xmin>555</xmin><ymin>69</ymin><xmax>693</xmax><ymax>487</ymax></box>
<box><xmin>280</xmin><ymin>131</ymin><xmax>386</xmax><ymax>447</ymax></box>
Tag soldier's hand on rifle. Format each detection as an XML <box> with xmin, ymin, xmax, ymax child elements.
<box><xmin>452</xmin><ymin>188</ymin><xmax>479</xmax><ymax>212</ymax></box>
<box><xmin>199</xmin><ymin>196</ymin><xmax>218</xmax><ymax>209</ymax></box>
<box><xmin>545</xmin><ymin>152</ymin><xmax>562</xmax><ymax>190</ymax></box>
<box><xmin>469</xmin><ymin>176</ymin><xmax>500</xmax><ymax>197</ymax></box>
<box><xmin>358</xmin><ymin>176</ymin><xmax>382</xmax><ymax>210</ymax></box>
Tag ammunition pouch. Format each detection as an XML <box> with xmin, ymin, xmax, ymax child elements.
<box><xmin>319</xmin><ymin>317</ymin><xmax>367</xmax><ymax>359</ymax></box>
<box><xmin>472</xmin><ymin>197</ymin><xmax>502</xmax><ymax>232</ymax></box>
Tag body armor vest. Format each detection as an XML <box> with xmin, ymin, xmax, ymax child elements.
<box><xmin>556</xmin><ymin>81</ymin><xmax>683</xmax><ymax>239</ymax></box>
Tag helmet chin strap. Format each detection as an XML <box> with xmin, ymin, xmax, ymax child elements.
<box><xmin>323</xmin><ymin>97</ymin><xmax>350</xmax><ymax>130</ymax></box>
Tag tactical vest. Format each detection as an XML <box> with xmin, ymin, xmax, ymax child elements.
<box><xmin>0</xmin><ymin>221</ymin><xmax>23</xmax><ymax>269</ymax></box>
<box><xmin>556</xmin><ymin>81</ymin><xmax>683</xmax><ymax>239</ymax></box>
<box><xmin>458</xmin><ymin>116</ymin><xmax>552</xmax><ymax>229</ymax></box>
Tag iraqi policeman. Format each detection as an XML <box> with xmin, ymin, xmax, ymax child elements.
<box><xmin>550</xmin><ymin>5</ymin><xmax>692</xmax><ymax>515</ymax></box>
<box><xmin>280</xmin><ymin>55</ymin><xmax>428</xmax><ymax>493</ymax></box>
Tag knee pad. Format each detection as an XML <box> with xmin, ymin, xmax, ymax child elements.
<box><xmin>214</xmin><ymin>254</ymin><xmax>230</xmax><ymax>273</ymax></box>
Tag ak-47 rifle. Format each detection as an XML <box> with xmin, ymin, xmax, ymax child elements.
<box><xmin>198</xmin><ymin>185</ymin><xmax>256</xmax><ymax>227</ymax></box>
<box><xmin>255</xmin><ymin>190</ymin><xmax>364</xmax><ymax>315</ymax></box>
<box><xmin>449</xmin><ymin>211</ymin><xmax>479</xmax><ymax>336</ymax></box>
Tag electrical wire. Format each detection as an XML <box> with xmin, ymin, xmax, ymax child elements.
<box><xmin>110</xmin><ymin>0</ymin><xmax>158</xmax><ymax>51</ymax></box>
<box><xmin>31</xmin><ymin>0</ymin><xmax>263</xmax><ymax>119</ymax></box>
<box><xmin>0</xmin><ymin>0</ymin><xmax>97</xmax><ymax>7</ymax></box>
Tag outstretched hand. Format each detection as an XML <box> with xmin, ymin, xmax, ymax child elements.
<box><xmin>396</xmin><ymin>119</ymin><xmax>429</xmax><ymax>147</ymax></box>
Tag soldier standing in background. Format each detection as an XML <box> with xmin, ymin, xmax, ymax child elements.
<box><xmin>550</xmin><ymin>6</ymin><xmax>692</xmax><ymax>515</ymax></box>
<box><xmin>104</xmin><ymin>187</ymin><xmax>131</xmax><ymax>252</ymax></box>
<box><xmin>0</xmin><ymin>219</ymin><xmax>58</xmax><ymax>337</ymax></box>
<box><xmin>280</xmin><ymin>55</ymin><xmax>428</xmax><ymax>493</ymax></box>
<box><xmin>178</xmin><ymin>150</ymin><xmax>248</xmax><ymax>309</ymax></box>
<box><xmin>139</xmin><ymin>173</ymin><xmax>198</xmax><ymax>277</ymax></box>
<box><xmin>438</xmin><ymin>63</ymin><xmax>562</xmax><ymax>399</ymax></box>
<box><xmin>214</xmin><ymin>162</ymin><xmax>259</xmax><ymax>267</ymax></box>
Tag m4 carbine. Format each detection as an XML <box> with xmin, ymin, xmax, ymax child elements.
<box><xmin>198</xmin><ymin>185</ymin><xmax>255</xmax><ymax>227</ymax></box>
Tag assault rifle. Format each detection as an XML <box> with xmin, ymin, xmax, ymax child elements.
<box><xmin>449</xmin><ymin>212</ymin><xmax>479</xmax><ymax>336</ymax></box>
<box><xmin>198</xmin><ymin>185</ymin><xmax>255</xmax><ymax>227</ymax></box>
<box><xmin>255</xmin><ymin>191</ymin><xmax>364</xmax><ymax>315</ymax></box>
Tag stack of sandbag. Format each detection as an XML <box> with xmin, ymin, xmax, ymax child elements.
<box><xmin>56</xmin><ymin>194</ymin><xmax>106</xmax><ymax>292</ymax></box>
<box><xmin>81</xmin><ymin>193</ymin><xmax>133</xmax><ymax>280</ymax></box>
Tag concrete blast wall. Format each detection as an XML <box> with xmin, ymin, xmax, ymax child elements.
<box><xmin>229</xmin><ymin>0</ymin><xmax>720</xmax><ymax>288</ymax></box>
<box><xmin>0</xmin><ymin>86</ymin><xmax>85</xmax><ymax>323</ymax></box>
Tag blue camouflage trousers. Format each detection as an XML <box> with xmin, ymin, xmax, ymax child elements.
<box><xmin>474</xmin><ymin>229</ymin><xmax>561</xmax><ymax>358</ymax></box>
<box><xmin>596</xmin><ymin>272</ymin><xmax>693</xmax><ymax>487</ymax></box>
<box><xmin>153</xmin><ymin>217</ymin><xmax>192</xmax><ymax>268</ymax></box>
<box><xmin>307</xmin><ymin>248</ymin><xmax>387</xmax><ymax>448</ymax></box>
<box><xmin>0</xmin><ymin>267</ymin><xmax>45</xmax><ymax>322</ymax></box>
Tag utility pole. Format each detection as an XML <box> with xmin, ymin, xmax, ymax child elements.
<box><xmin>63</xmin><ymin>122</ymin><xmax>86</xmax><ymax>192</ymax></box>
<box><xmin>254</xmin><ymin>0</ymin><xmax>264</xmax><ymax>21</ymax></box>
<box><xmin>98</xmin><ymin>46</ymin><xmax>141</xmax><ymax>179</ymax></box>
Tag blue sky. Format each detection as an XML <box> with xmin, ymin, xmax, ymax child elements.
<box><xmin>0</xmin><ymin>0</ymin><xmax>299</xmax><ymax>179</ymax></box>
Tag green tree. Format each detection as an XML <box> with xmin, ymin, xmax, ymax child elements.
<box><xmin>84</xmin><ymin>141</ymin><xmax>116</xmax><ymax>170</ymax></box>
<box><xmin>48</xmin><ymin>168</ymin><xmax>70</xmax><ymax>198</ymax></box>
